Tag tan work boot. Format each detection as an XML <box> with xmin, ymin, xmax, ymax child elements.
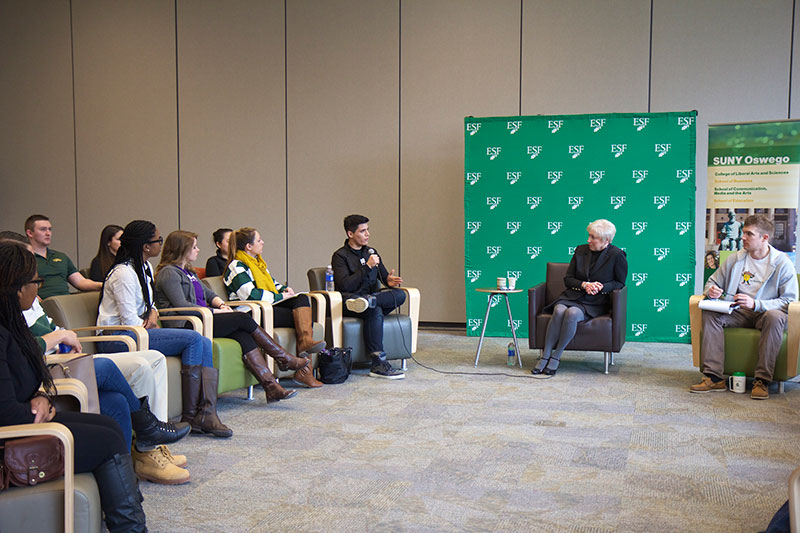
<box><xmin>157</xmin><ymin>445</ymin><xmax>187</xmax><ymax>468</ymax></box>
<box><xmin>751</xmin><ymin>378</ymin><xmax>769</xmax><ymax>400</ymax></box>
<box><xmin>132</xmin><ymin>447</ymin><xmax>190</xmax><ymax>485</ymax></box>
<box><xmin>689</xmin><ymin>375</ymin><xmax>727</xmax><ymax>393</ymax></box>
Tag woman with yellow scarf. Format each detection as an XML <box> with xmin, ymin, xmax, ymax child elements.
<box><xmin>223</xmin><ymin>227</ymin><xmax>325</xmax><ymax>387</ymax></box>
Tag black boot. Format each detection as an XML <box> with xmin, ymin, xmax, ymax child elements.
<box><xmin>93</xmin><ymin>453</ymin><xmax>147</xmax><ymax>533</ymax></box>
<box><xmin>130</xmin><ymin>396</ymin><xmax>191</xmax><ymax>451</ymax></box>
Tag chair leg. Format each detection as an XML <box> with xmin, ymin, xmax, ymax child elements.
<box><xmin>610</xmin><ymin>352</ymin><xmax>615</xmax><ymax>366</ymax></box>
<box><xmin>401</xmin><ymin>359</ymin><xmax>407</xmax><ymax>371</ymax></box>
<box><xmin>779</xmin><ymin>381</ymin><xmax>785</xmax><ymax>394</ymax></box>
<box><xmin>246</xmin><ymin>385</ymin><xmax>254</xmax><ymax>400</ymax></box>
<box><xmin>604</xmin><ymin>352</ymin><xmax>610</xmax><ymax>375</ymax></box>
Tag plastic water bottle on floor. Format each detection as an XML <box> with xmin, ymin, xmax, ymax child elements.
<box><xmin>507</xmin><ymin>342</ymin><xmax>515</xmax><ymax>366</ymax></box>
<box><xmin>325</xmin><ymin>265</ymin><xmax>335</xmax><ymax>292</ymax></box>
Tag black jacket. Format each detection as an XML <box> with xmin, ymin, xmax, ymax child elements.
<box><xmin>331</xmin><ymin>240</ymin><xmax>390</xmax><ymax>298</ymax></box>
<box><xmin>546</xmin><ymin>244</ymin><xmax>628</xmax><ymax>318</ymax></box>
<box><xmin>0</xmin><ymin>325</ymin><xmax>40</xmax><ymax>427</ymax></box>
<box><xmin>205</xmin><ymin>251</ymin><xmax>228</xmax><ymax>278</ymax></box>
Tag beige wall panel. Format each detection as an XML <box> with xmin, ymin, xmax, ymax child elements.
<box><xmin>401</xmin><ymin>0</ymin><xmax>520</xmax><ymax>323</ymax></box>
<box><xmin>521</xmin><ymin>0</ymin><xmax>650</xmax><ymax>115</ymax></box>
<box><xmin>177</xmin><ymin>0</ymin><xmax>287</xmax><ymax>278</ymax></box>
<box><xmin>0</xmin><ymin>1</ymin><xmax>77</xmax><ymax>259</ymax></box>
<box><xmin>72</xmin><ymin>0</ymin><xmax>178</xmax><ymax>266</ymax></box>
<box><xmin>650</xmin><ymin>0</ymin><xmax>793</xmax><ymax>289</ymax></box>
<box><xmin>286</xmin><ymin>0</ymin><xmax>399</xmax><ymax>288</ymax></box>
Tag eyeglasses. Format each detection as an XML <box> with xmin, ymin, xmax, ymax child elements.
<box><xmin>28</xmin><ymin>278</ymin><xmax>45</xmax><ymax>288</ymax></box>
<box><xmin>146</xmin><ymin>237</ymin><xmax>163</xmax><ymax>245</ymax></box>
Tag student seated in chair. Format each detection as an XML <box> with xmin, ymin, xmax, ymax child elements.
<box><xmin>691</xmin><ymin>214</ymin><xmax>798</xmax><ymax>400</ymax></box>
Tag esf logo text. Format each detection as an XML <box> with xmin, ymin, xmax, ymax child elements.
<box><xmin>486</xmin><ymin>246</ymin><xmax>502</xmax><ymax>259</ymax></box>
<box><xmin>655</xmin><ymin>143</ymin><xmax>671</xmax><ymax>157</ymax></box>
<box><xmin>678</xmin><ymin>116</ymin><xmax>694</xmax><ymax>130</ymax></box>
<box><xmin>568</xmin><ymin>196</ymin><xmax>583</xmax><ymax>210</ymax></box>
<box><xmin>467</xmin><ymin>270</ymin><xmax>482</xmax><ymax>283</ymax></box>
<box><xmin>547</xmin><ymin>171</ymin><xmax>563</xmax><ymax>184</ymax></box>
<box><xmin>507</xmin><ymin>271</ymin><xmax>522</xmax><ymax>281</ymax></box>
<box><xmin>632</xmin><ymin>323</ymin><xmax>648</xmax><ymax>337</ymax></box>
<box><xmin>676</xmin><ymin>169</ymin><xmax>692</xmax><ymax>183</ymax></box>
<box><xmin>466</xmin><ymin>123</ymin><xmax>481</xmax><ymax>136</ymax></box>
<box><xmin>632</xmin><ymin>273</ymin><xmax>648</xmax><ymax>286</ymax></box>
<box><xmin>675</xmin><ymin>324</ymin><xmax>690</xmax><ymax>338</ymax></box>
<box><xmin>633</xmin><ymin>117</ymin><xmax>649</xmax><ymax>131</ymax></box>
<box><xmin>654</xmin><ymin>247</ymin><xmax>670</xmax><ymax>261</ymax></box>
<box><xmin>486</xmin><ymin>147</ymin><xmax>502</xmax><ymax>160</ymax></box>
<box><xmin>568</xmin><ymin>246</ymin><xmax>577</xmax><ymax>255</ymax></box>
<box><xmin>527</xmin><ymin>145</ymin><xmax>542</xmax><ymax>159</ymax></box>
<box><xmin>590</xmin><ymin>170</ymin><xmax>605</xmax><ymax>184</ymax></box>
<box><xmin>548</xmin><ymin>222</ymin><xmax>563</xmax><ymax>234</ymax></box>
<box><xmin>569</xmin><ymin>145</ymin><xmax>584</xmax><ymax>159</ymax></box>
<box><xmin>675</xmin><ymin>273</ymin><xmax>692</xmax><ymax>287</ymax></box>
<box><xmin>632</xmin><ymin>170</ymin><xmax>648</xmax><ymax>183</ymax></box>
<box><xmin>490</xmin><ymin>295</ymin><xmax>502</xmax><ymax>307</ymax></box>
<box><xmin>654</xmin><ymin>196</ymin><xmax>670</xmax><ymax>209</ymax></box>
<box><xmin>507</xmin><ymin>319</ymin><xmax>522</xmax><ymax>330</ymax></box>
<box><xmin>590</xmin><ymin>118</ymin><xmax>605</xmax><ymax>132</ymax></box>
<box><xmin>632</xmin><ymin>222</ymin><xmax>647</xmax><ymax>235</ymax></box>
<box><xmin>507</xmin><ymin>121</ymin><xmax>521</xmax><ymax>134</ymax></box>
<box><xmin>611</xmin><ymin>196</ymin><xmax>626</xmax><ymax>210</ymax></box>
<box><xmin>506</xmin><ymin>222</ymin><xmax>522</xmax><ymax>234</ymax></box>
<box><xmin>527</xmin><ymin>246</ymin><xmax>542</xmax><ymax>259</ymax></box>
<box><xmin>611</xmin><ymin>144</ymin><xmax>627</xmax><ymax>158</ymax></box>
<box><xmin>466</xmin><ymin>172</ymin><xmax>481</xmax><ymax>185</ymax></box>
<box><xmin>676</xmin><ymin>221</ymin><xmax>692</xmax><ymax>235</ymax></box>
<box><xmin>466</xmin><ymin>221</ymin><xmax>481</xmax><ymax>234</ymax></box>
<box><xmin>507</xmin><ymin>171</ymin><xmax>521</xmax><ymax>185</ymax></box>
<box><xmin>527</xmin><ymin>196</ymin><xmax>542</xmax><ymax>210</ymax></box>
<box><xmin>548</xmin><ymin>120</ymin><xmax>563</xmax><ymax>133</ymax></box>
<box><xmin>468</xmin><ymin>318</ymin><xmax>483</xmax><ymax>331</ymax></box>
<box><xmin>486</xmin><ymin>197</ymin><xmax>501</xmax><ymax>210</ymax></box>
<box><xmin>653</xmin><ymin>298</ymin><xmax>670</xmax><ymax>312</ymax></box>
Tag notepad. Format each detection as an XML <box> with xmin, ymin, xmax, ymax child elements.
<box><xmin>698</xmin><ymin>299</ymin><xmax>740</xmax><ymax>314</ymax></box>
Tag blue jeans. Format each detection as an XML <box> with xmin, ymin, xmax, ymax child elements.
<box><xmin>94</xmin><ymin>358</ymin><xmax>140</xmax><ymax>449</ymax></box>
<box><xmin>343</xmin><ymin>289</ymin><xmax>406</xmax><ymax>355</ymax></box>
<box><xmin>99</xmin><ymin>328</ymin><xmax>213</xmax><ymax>367</ymax></box>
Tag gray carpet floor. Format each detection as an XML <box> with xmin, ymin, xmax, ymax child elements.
<box><xmin>141</xmin><ymin>330</ymin><xmax>800</xmax><ymax>532</ymax></box>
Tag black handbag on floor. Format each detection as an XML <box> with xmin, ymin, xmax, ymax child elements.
<box><xmin>317</xmin><ymin>347</ymin><xmax>352</xmax><ymax>384</ymax></box>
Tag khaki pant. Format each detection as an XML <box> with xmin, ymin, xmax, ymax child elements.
<box><xmin>701</xmin><ymin>308</ymin><xmax>787</xmax><ymax>382</ymax></box>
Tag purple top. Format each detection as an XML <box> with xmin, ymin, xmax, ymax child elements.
<box><xmin>180</xmin><ymin>267</ymin><xmax>207</xmax><ymax>308</ymax></box>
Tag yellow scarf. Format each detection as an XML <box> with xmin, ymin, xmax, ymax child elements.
<box><xmin>235</xmin><ymin>250</ymin><xmax>278</xmax><ymax>294</ymax></box>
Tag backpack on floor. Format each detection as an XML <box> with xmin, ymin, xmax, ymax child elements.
<box><xmin>317</xmin><ymin>347</ymin><xmax>352</xmax><ymax>384</ymax></box>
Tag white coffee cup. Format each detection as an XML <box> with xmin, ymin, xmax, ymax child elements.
<box><xmin>507</xmin><ymin>277</ymin><xmax>516</xmax><ymax>290</ymax></box>
<box><xmin>497</xmin><ymin>277</ymin><xmax>507</xmax><ymax>290</ymax></box>
<box><xmin>728</xmin><ymin>372</ymin><xmax>746</xmax><ymax>393</ymax></box>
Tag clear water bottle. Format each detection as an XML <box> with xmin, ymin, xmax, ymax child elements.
<box><xmin>507</xmin><ymin>342</ymin><xmax>515</xmax><ymax>366</ymax></box>
<box><xmin>325</xmin><ymin>265</ymin><xmax>335</xmax><ymax>292</ymax></box>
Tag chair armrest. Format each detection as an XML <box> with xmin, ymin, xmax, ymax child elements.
<box><xmin>310</xmin><ymin>290</ymin><xmax>343</xmax><ymax>347</ymax></box>
<box><xmin>49</xmin><ymin>377</ymin><xmax>90</xmax><ymax>412</ymax></box>
<box><xmin>158</xmin><ymin>307</ymin><xmax>214</xmax><ymax>340</ymax></box>
<box><xmin>222</xmin><ymin>301</ymin><xmax>262</xmax><ymax>326</ymax></box>
<box><xmin>528</xmin><ymin>283</ymin><xmax>546</xmax><ymax>348</ymax></box>
<box><xmin>689</xmin><ymin>295</ymin><xmax>705</xmax><ymax>367</ymax></box>
<box><xmin>78</xmin><ymin>334</ymin><xmax>137</xmax><ymax>351</ymax></box>
<box><xmin>397</xmin><ymin>287</ymin><xmax>420</xmax><ymax>353</ymax></box>
<box><xmin>71</xmin><ymin>325</ymin><xmax>149</xmax><ymax>350</ymax></box>
<box><xmin>0</xmin><ymin>422</ymin><xmax>75</xmax><ymax>533</ymax></box>
<box><xmin>787</xmin><ymin>301</ymin><xmax>800</xmax><ymax>377</ymax></box>
<box><xmin>227</xmin><ymin>301</ymin><xmax>274</xmax><ymax>335</ymax></box>
<box><xmin>610</xmin><ymin>286</ymin><xmax>627</xmax><ymax>352</ymax></box>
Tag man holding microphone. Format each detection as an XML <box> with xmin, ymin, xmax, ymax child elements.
<box><xmin>690</xmin><ymin>214</ymin><xmax>798</xmax><ymax>399</ymax></box>
<box><xmin>331</xmin><ymin>214</ymin><xmax>406</xmax><ymax>379</ymax></box>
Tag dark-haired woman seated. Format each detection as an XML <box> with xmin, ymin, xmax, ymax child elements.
<box><xmin>0</xmin><ymin>240</ymin><xmax>147</xmax><ymax>532</ymax></box>
<box><xmin>204</xmin><ymin>227</ymin><xmax>232</xmax><ymax>278</ymax></box>
<box><xmin>155</xmin><ymin>230</ymin><xmax>318</xmax><ymax>399</ymax></box>
<box><xmin>89</xmin><ymin>224</ymin><xmax>123</xmax><ymax>282</ymax></box>
<box><xmin>532</xmin><ymin>219</ymin><xmax>628</xmax><ymax>378</ymax></box>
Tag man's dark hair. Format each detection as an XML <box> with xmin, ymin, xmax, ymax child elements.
<box><xmin>24</xmin><ymin>214</ymin><xmax>50</xmax><ymax>233</ymax></box>
<box><xmin>743</xmin><ymin>214</ymin><xmax>775</xmax><ymax>238</ymax></box>
<box><xmin>0</xmin><ymin>231</ymin><xmax>29</xmax><ymax>244</ymax></box>
<box><xmin>344</xmin><ymin>214</ymin><xmax>369</xmax><ymax>234</ymax></box>
<box><xmin>212</xmin><ymin>228</ymin><xmax>232</xmax><ymax>245</ymax></box>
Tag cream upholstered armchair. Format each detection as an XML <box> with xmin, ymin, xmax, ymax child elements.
<box><xmin>306</xmin><ymin>267</ymin><xmax>420</xmax><ymax>368</ymax></box>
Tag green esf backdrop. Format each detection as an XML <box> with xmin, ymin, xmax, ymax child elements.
<box><xmin>464</xmin><ymin>111</ymin><xmax>697</xmax><ymax>343</ymax></box>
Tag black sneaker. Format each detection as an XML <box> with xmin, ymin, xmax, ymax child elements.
<box><xmin>369</xmin><ymin>360</ymin><xmax>405</xmax><ymax>380</ymax></box>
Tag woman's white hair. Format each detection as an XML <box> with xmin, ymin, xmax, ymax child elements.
<box><xmin>587</xmin><ymin>219</ymin><xmax>616</xmax><ymax>242</ymax></box>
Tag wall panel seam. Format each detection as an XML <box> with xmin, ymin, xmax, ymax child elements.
<box><xmin>69</xmin><ymin>0</ymin><xmax>80</xmax><ymax>264</ymax></box>
<box><xmin>284</xmin><ymin>0</ymin><xmax>289</xmax><ymax>279</ymax></box>
<box><xmin>174</xmin><ymin>0</ymin><xmax>182</xmax><ymax>227</ymax></box>
<box><xmin>648</xmin><ymin>0</ymin><xmax>653</xmax><ymax>113</ymax></box>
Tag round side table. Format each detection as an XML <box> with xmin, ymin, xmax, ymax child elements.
<box><xmin>473</xmin><ymin>288</ymin><xmax>523</xmax><ymax>367</ymax></box>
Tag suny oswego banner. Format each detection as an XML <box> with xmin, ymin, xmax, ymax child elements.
<box><xmin>464</xmin><ymin>111</ymin><xmax>697</xmax><ymax>343</ymax></box>
<box><xmin>705</xmin><ymin>120</ymin><xmax>800</xmax><ymax>283</ymax></box>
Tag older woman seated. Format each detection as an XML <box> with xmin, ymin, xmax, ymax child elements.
<box><xmin>532</xmin><ymin>219</ymin><xmax>628</xmax><ymax>378</ymax></box>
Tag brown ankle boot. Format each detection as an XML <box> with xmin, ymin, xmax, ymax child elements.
<box><xmin>180</xmin><ymin>364</ymin><xmax>202</xmax><ymax>432</ymax></box>
<box><xmin>241</xmin><ymin>348</ymin><xmax>298</xmax><ymax>402</ymax></box>
<box><xmin>292</xmin><ymin>362</ymin><xmax>323</xmax><ymax>388</ymax></box>
<box><xmin>251</xmin><ymin>327</ymin><xmax>309</xmax><ymax>372</ymax></box>
<box><xmin>293</xmin><ymin>306</ymin><xmax>326</xmax><ymax>354</ymax></box>
<box><xmin>194</xmin><ymin>367</ymin><xmax>233</xmax><ymax>438</ymax></box>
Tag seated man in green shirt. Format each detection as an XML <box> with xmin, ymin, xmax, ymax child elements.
<box><xmin>25</xmin><ymin>214</ymin><xmax>102</xmax><ymax>299</ymax></box>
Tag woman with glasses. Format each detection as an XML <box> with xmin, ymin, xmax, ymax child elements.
<box><xmin>97</xmin><ymin>220</ymin><xmax>232</xmax><ymax>438</ymax></box>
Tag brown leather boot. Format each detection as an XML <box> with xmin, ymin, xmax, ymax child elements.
<box><xmin>251</xmin><ymin>327</ymin><xmax>309</xmax><ymax>372</ymax></box>
<box><xmin>180</xmin><ymin>364</ymin><xmax>202</xmax><ymax>431</ymax></box>
<box><xmin>241</xmin><ymin>348</ymin><xmax>298</xmax><ymax>402</ymax></box>
<box><xmin>292</xmin><ymin>362</ymin><xmax>323</xmax><ymax>388</ymax></box>
<box><xmin>195</xmin><ymin>367</ymin><xmax>233</xmax><ymax>438</ymax></box>
<box><xmin>293</xmin><ymin>306</ymin><xmax>326</xmax><ymax>354</ymax></box>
